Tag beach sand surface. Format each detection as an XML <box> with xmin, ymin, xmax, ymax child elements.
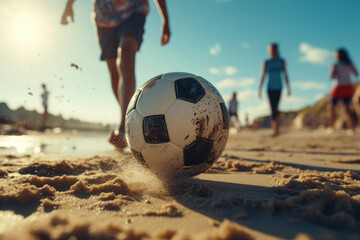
<box><xmin>0</xmin><ymin>129</ymin><xmax>360</xmax><ymax>240</ymax></box>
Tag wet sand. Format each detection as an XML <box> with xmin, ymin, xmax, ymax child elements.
<box><xmin>0</xmin><ymin>129</ymin><xmax>360</xmax><ymax>240</ymax></box>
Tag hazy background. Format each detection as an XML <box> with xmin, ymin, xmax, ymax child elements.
<box><xmin>1</xmin><ymin>0</ymin><xmax>359</xmax><ymax>125</ymax></box>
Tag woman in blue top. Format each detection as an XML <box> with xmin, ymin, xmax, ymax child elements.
<box><xmin>258</xmin><ymin>43</ymin><xmax>291</xmax><ymax>137</ymax></box>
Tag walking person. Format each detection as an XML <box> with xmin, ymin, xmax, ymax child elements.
<box><xmin>228</xmin><ymin>92</ymin><xmax>240</xmax><ymax>131</ymax></box>
<box><xmin>244</xmin><ymin>113</ymin><xmax>249</xmax><ymax>128</ymax></box>
<box><xmin>41</xmin><ymin>84</ymin><xmax>49</xmax><ymax>129</ymax></box>
<box><xmin>258</xmin><ymin>43</ymin><xmax>291</xmax><ymax>137</ymax></box>
<box><xmin>328</xmin><ymin>48</ymin><xmax>358</xmax><ymax>135</ymax></box>
<box><xmin>61</xmin><ymin>0</ymin><xmax>171</xmax><ymax>149</ymax></box>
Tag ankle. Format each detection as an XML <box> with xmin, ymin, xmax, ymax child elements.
<box><xmin>117</xmin><ymin>126</ymin><xmax>125</xmax><ymax>135</ymax></box>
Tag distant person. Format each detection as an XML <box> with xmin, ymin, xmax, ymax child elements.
<box><xmin>228</xmin><ymin>92</ymin><xmax>239</xmax><ymax>125</ymax></box>
<box><xmin>328</xmin><ymin>48</ymin><xmax>358</xmax><ymax>135</ymax></box>
<box><xmin>258</xmin><ymin>43</ymin><xmax>291</xmax><ymax>137</ymax></box>
<box><xmin>41</xmin><ymin>84</ymin><xmax>49</xmax><ymax>128</ymax></box>
<box><xmin>61</xmin><ymin>0</ymin><xmax>170</xmax><ymax>149</ymax></box>
<box><xmin>245</xmin><ymin>112</ymin><xmax>249</xmax><ymax>128</ymax></box>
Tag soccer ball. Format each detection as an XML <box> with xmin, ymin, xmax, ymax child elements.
<box><xmin>125</xmin><ymin>72</ymin><xmax>229</xmax><ymax>177</ymax></box>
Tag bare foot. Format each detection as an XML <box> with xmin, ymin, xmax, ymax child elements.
<box><xmin>346</xmin><ymin>129</ymin><xmax>355</xmax><ymax>136</ymax></box>
<box><xmin>108</xmin><ymin>130</ymin><xmax>127</xmax><ymax>150</ymax></box>
<box><xmin>271</xmin><ymin>132</ymin><xmax>280</xmax><ymax>137</ymax></box>
<box><xmin>326</xmin><ymin>128</ymin><xmax>335</xmax><ymax>135</ymax></box>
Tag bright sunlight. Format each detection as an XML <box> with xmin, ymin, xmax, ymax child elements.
<box><xmin>11</xmin><ymin>15</ymin><xmax>42</xmax><ymax>45</ymax></box>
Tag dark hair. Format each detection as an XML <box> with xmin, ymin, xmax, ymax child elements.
<box><xmin>270</xmin><ymin>43</ymin><xmax>279</xmax><ymax>58</ymax></box>
<box><xmin>337</xmin><ymin>48</ymin><xmax>352</xmax><ymax>65</ymax></box>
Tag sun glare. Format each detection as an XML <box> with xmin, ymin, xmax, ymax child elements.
<box><xmin>11</xmin><ymin>15</ymin><xmax>41</xmax><ymax>45</ymax></box>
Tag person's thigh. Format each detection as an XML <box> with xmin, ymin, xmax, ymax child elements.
<box><xmin>343</xmin><ymin>97</ymin><xmax>352</xmax><ymax>105</ymax></box>
<box><xmin>97</xmin><ymin>27</ymin><xmax>119</xmax><ymax>60</ymax></box>
<box><xmin>330</xmin><ymin>98</ymin><xmax>339</xmax><ymax>105</ymax></box>
<box><xmin>120</xmin><ymin>35</ymin><xmax>139</xmax><ymax>54</ymax></box>
<box><xmin>118</xmin><ymin>13</ymin><xmax>146</xmax><ymax>51</ymax></box>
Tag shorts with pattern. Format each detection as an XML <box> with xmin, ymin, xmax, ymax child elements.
<box><xmin>96</xmin><ymin>13</ymin><xmax>146</xmax><ymax>60</ymax></box>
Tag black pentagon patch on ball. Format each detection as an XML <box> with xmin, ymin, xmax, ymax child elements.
<box><xmin>131</xmin><ymin>148</ymin><xmax>149</xmax><ymax>167</ymax></box>
<box><xmin>220</xmin><ymin>103</ymin><xmax>230</xmax><ymax>130</ymax></box>
<box><xmin>126</xmin><ymin>89</ymin><xmax>141</xmax><ymax>115</ymax></box>
<box><xmin>175</xmin><ymin>78</ymin><xmax>205</xmax><ymax>103</ymax></box>
<box><xmin>184</xmin><ymin>138</ymin><xmax>213</xmax><ymax>166</ymax></box>
<box><xmin>143</xmin><ymin>115</ymin><xmax>170</xmax><ymax>144</ymax></box>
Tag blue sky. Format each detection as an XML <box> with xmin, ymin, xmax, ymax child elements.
<box><xmin>1</xmin><ymin>0</ymin><xmax>359</xmax><ymax>125</ymax></box>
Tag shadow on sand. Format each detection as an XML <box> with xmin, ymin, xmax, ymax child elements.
<box><xmin>170</xmin><ymin>177</ymin><xmax>357</xmax><ymax>239</ymax></box>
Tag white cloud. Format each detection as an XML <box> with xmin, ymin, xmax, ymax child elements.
<box><xmin>216</xmin><ymin>78</ymin><xmax>255</xmax><ymax>89</ymax></box>
<box><xmin>315</xmin><ymin>93</ymin><xmax>326</xmax><ymax>100</ymax></box>
<box><xmin>224</xmin><ymin>66</ymin><xmax>238</xmax><ymax>76</ymax></box>
<box><xmin>292</xmin><ymin>81</ymin><xmax>327</xmax><ymax>90</ymax></box>
<box><xmin>237</xmin><ymin>89</ymin><xmax>257</xmax><ymax>100</ymax></box>
<box><xmin>209</xmin><ymin>66</ymin><xmax>238</xmax><ymax>76</ymax></box>
<box><xmin>242</xmin><ymin>102</ymin><xmax>269</xmax><ymax>122</ymax></box>
<box><xmin>286</xmin><ymin>95</ymin><xmax>304</xmax><ymax>104</ymax></box>
<box><xmin>241</xmin><ymin>42</ymin><xmax>250</xmax><ymax>49</ymax></box>
<box><xmin>209</xmin><ymin>67</ymin><xmax>220</xmax><ymax>75</ymax></box>
<box><xmin>299</xmin><ymin>42</ymin><xmax>331</xmax><ymax>64</ymax></box>
<box><xmin>209</xmin><ymin>43</ymin><xmax>221</xmax><ymax>56</ymax></box>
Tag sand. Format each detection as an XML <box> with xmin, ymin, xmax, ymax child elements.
<box><xmin>0</xmin><ymin>129</ymin><xmax>360</xmax><ymax>239</ymax></box>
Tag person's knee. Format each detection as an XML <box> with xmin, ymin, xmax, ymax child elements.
<box><xmin>272</xmin><ymin>112</ymin><xmax>278</xmax><ymax>121</ymax></box>
<box><xmin>344</xmin><ymin>105</ymin><xmax>352</xmax><ymax>114</ymax></box>
<box><xmin>120</xmin><ymin>36</ymin><xmax>138</xmax><ymax>63</ymax></box>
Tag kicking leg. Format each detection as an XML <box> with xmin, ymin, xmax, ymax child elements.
<box><xmin>106</xmin><ymin>59</ymin><xmax>120</xmax><ymax>103</ymax></box>
<box><xmin>108</xmin><ymin>35</ymin><xmax>138</xmax><ymax>149</ymax></box>
<box><xmin>106</xmin><ymin>58</ymin><xmax>128</xmax><ymax>149</ymax></box>
<box><xmin>118</xmin><ymin>35</ymin><xmax>138</xmax><ymax>133</ymax></box>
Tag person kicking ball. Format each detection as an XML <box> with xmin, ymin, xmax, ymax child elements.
<box><xmin>61</xmin><ymin>0</ymin><xmax>171</xmax><ymax>149</ymax></box>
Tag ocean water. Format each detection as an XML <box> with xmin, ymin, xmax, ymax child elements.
<box><xmin>0</xmin><ymin>130</ymin><xmax>118</xmax><ymax>158</ymax></box>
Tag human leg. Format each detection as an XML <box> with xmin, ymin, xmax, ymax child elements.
<box><xmin>106</xmin><ymin>59</ymin><xmax>120</xmax><ymax>103</ymax></box>
<box><xmin>267</xmin><ymin>90</ymin><xmax>281</xmax><ymax>136</ymax></box>
<box><xmin>96</xmin><ymin>26</ymin><xmax>127</xmax><ymax>148</ymax></box>
<box><xmin>118</xmin><ymin>35</ymin><xmax>138</xmax><ymax>133</ymax></box>
<box><xmin>107</xmin><ymin>35</ymin><xmax>138</xmax><ymax>149</ymax></box>
<box><xmin>41</xmin><ymin>106</ymin><xmax>48</xmax><ymax>127</ymax></box>
<box><xmin>99</xmin><ymin>14</ymin><xmax>145</xmax><ymax>149</ymax></box>
<box><xmin>343</xmin><ymin>99</ymin><xmax>355</xmax><ymax>134</ymax></box>
<box><xmin>113</xmin><ymin>13</ymin><xmax>145</xmax><ymax>132</ymax></box>
<box><xmin>271</xmin><ymin>117</ymin><xmax>279</xmax><ymax>137</ymax></box>
<box><xmin>328</xmin><ymin>98</ymin><xmax>337</xmax><ymax>131</ymax></box>
<box><xmin>328</xmin><ymin>104</ymin><xmax>336</xmax><ymax>129</ymax></box>
<box><xmin>356</xmin><ymin>96</ymin><xmax>360</xmax><ymax>127</ymax></box>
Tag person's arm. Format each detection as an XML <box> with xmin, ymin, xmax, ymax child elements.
<box><xmin>351</xmin><ymin>64</ymin><xmax>359</xmax><ymax>77</ymax></box>
<box><xmin>258</xmin><ymin>62</ymin><xmax>266</xmax><ymax>98</ymax></box>
<box><xmin>154</xmin><ymin>0</ymin><xmax>170</xmax><ymax>46</ymax></box>
<box><xmin>61</xmin><ymin>0</ymin><xmax>76</xmax><ymax>25</ymax></box>
<box><xmin>282</xmin><ymin>59</ymin><xmax>291</xmax><ymax>96</ymax></box>
<box><xmin>330</xmin><ymin>64</ymin><xmax>336</xmax><ymax>79</ymax></box>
